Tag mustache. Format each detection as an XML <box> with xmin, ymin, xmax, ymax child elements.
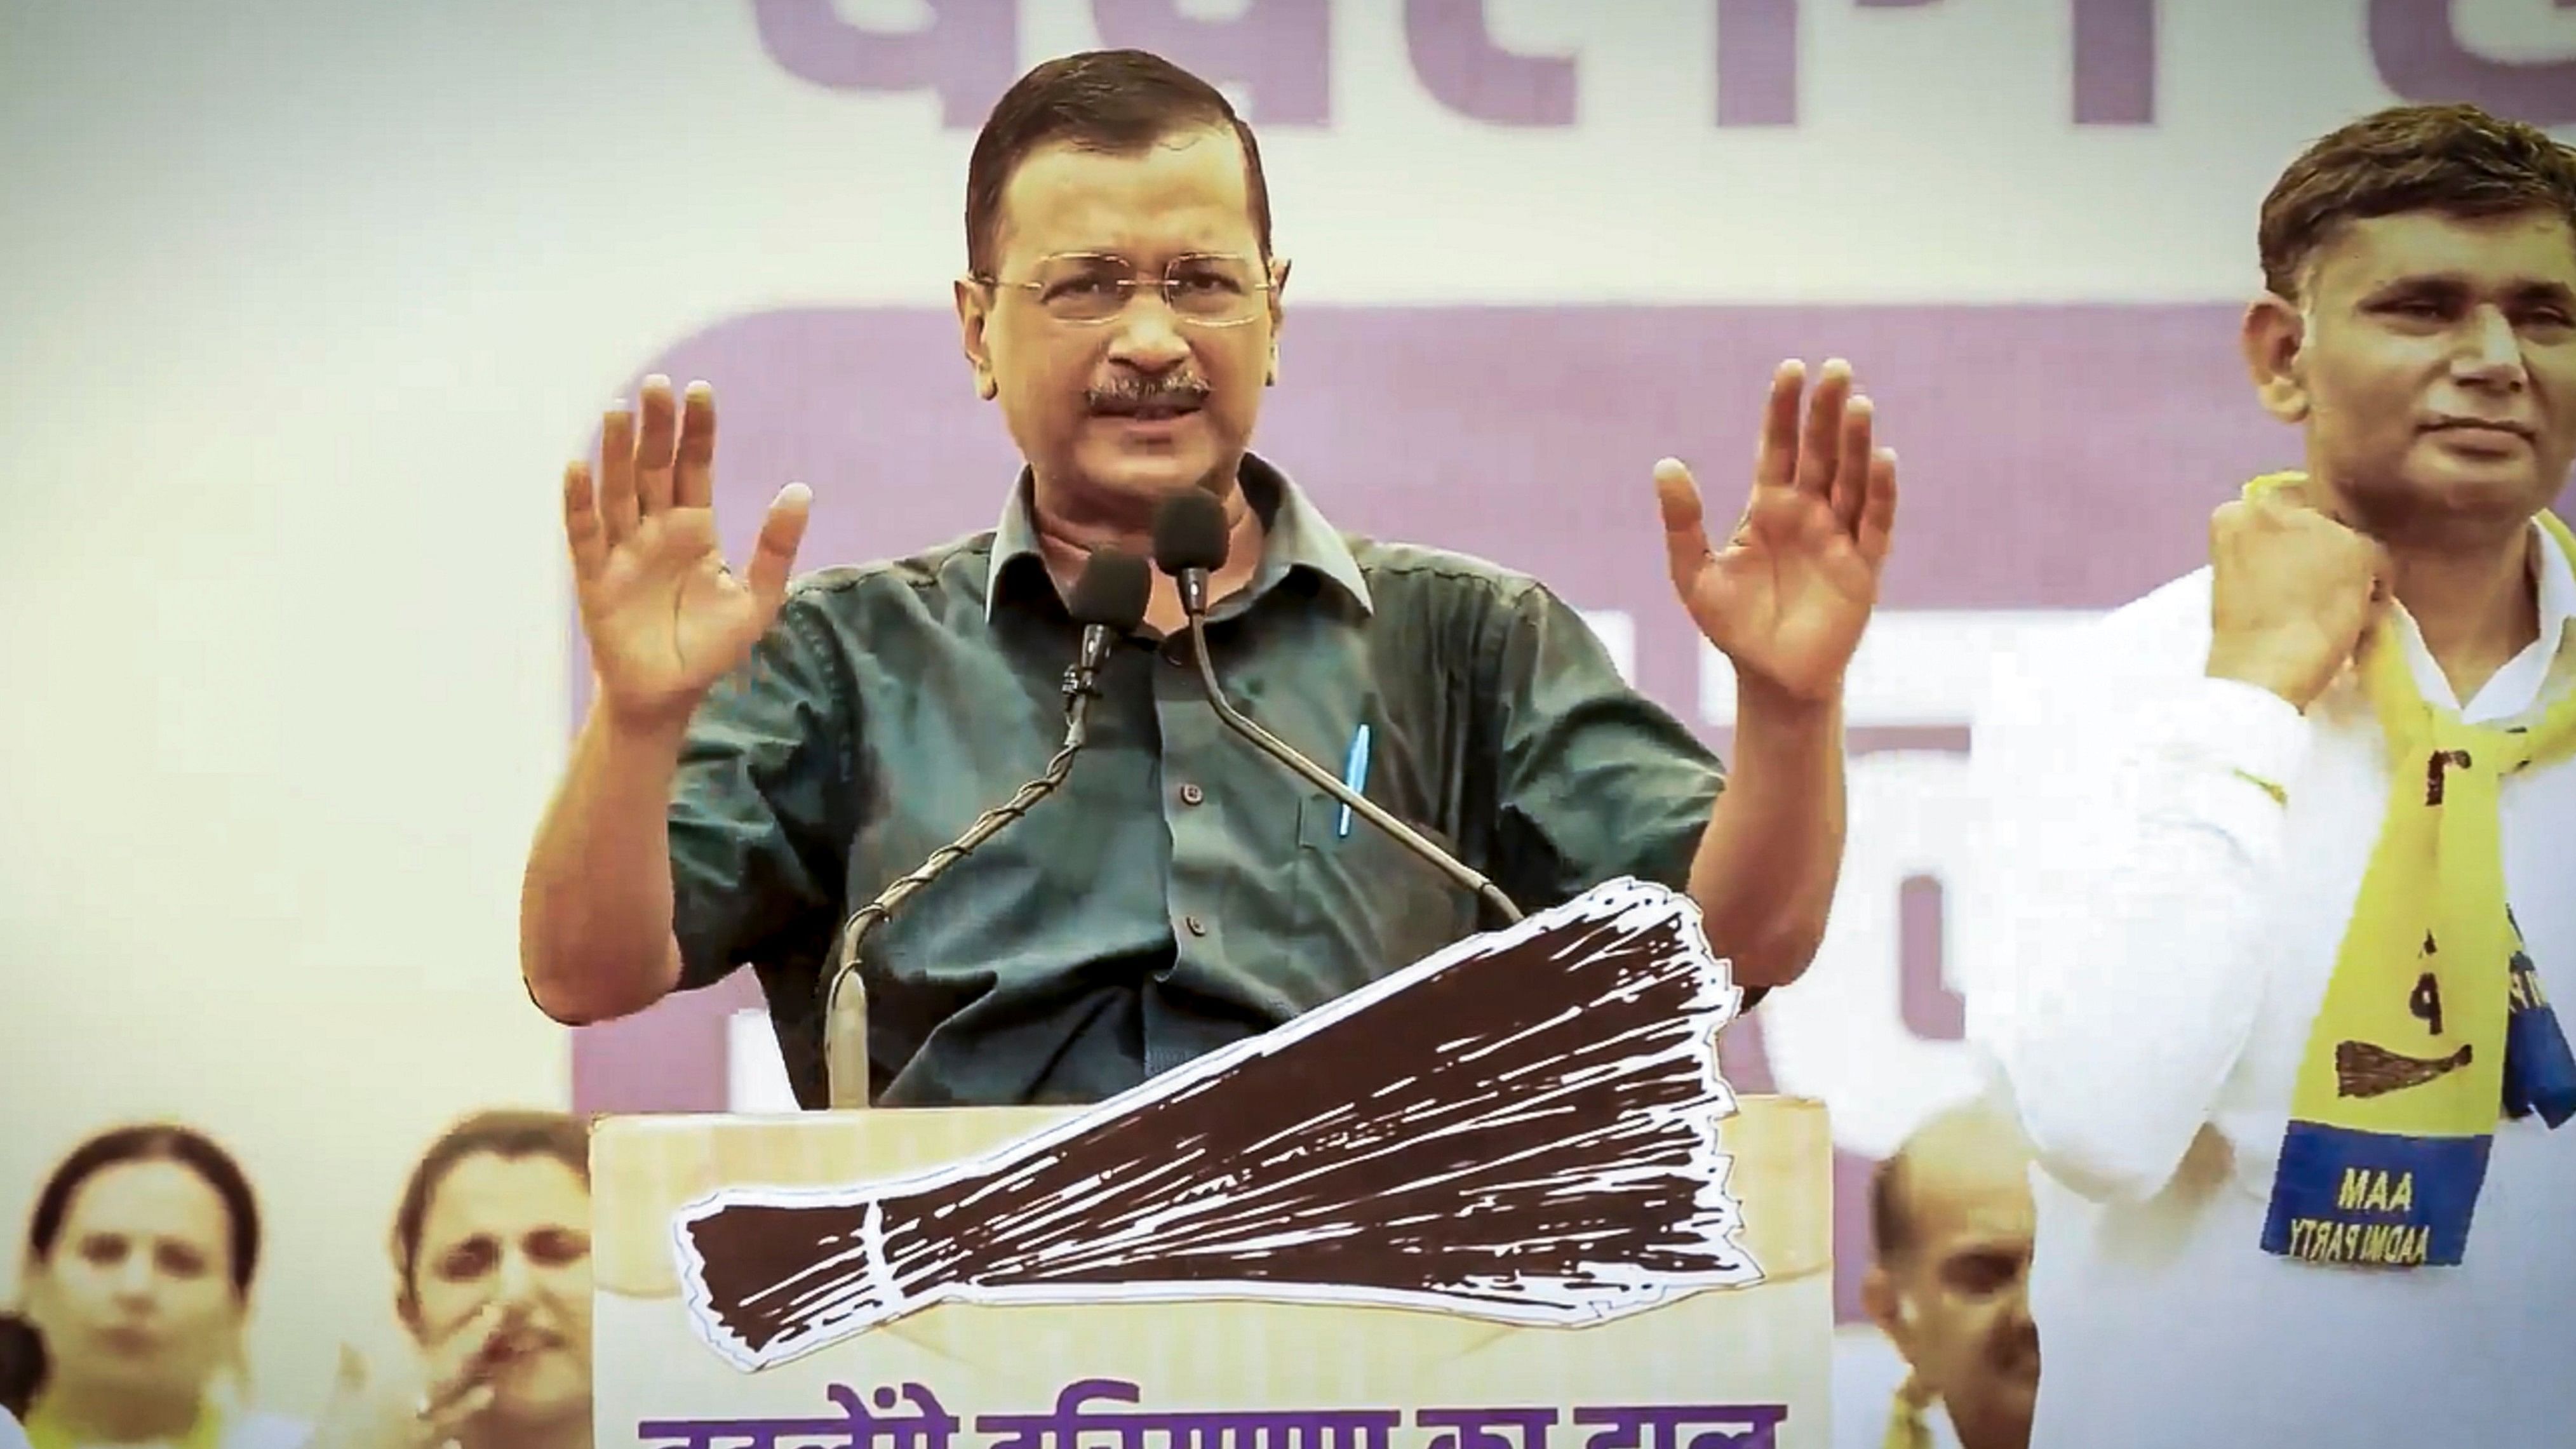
<box><xmin>1085</xmin><ymin>375</ymin><xmax>1211</xmax><ymax>413</ymax></box>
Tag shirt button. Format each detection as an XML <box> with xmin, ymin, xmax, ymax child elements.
<box><xmin>1184</xmin><ymin>916</ymin><xmax>1207</xmax><ymax>937</ymax></box>
<box><xmin>1179</xmin><ymin>782</ymin><xmax>1205</xmax><ymax>806</ymax></box>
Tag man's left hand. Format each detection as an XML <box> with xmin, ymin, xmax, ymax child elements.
<box><xmin>1656</xmin><ymin>358</ymin><xmax>1897</xmax><ymax>705</ymax></box>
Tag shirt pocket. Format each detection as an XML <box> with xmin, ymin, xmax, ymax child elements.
<box><xmin>1289</xmin><ymin>792</ymin><xmax>1477</xmax><ymax>1001</ymax></box>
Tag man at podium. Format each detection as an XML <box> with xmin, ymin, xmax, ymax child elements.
<box><xmin>518</xmin><ymin>50</ymin><xmax>1898</xmax><ymax>1110</ymax></box>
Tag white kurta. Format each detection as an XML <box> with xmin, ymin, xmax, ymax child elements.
<box><xmin>1964</xmin><ymin>521</ymin><xmax>2576</xmax><ymax>1448</ymax></box>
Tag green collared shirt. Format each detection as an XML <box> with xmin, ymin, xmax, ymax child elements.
<box><xmin>670</xmin><ymin>455</ymin><xmax>1729</xmax><ymax>1109</ymax></box>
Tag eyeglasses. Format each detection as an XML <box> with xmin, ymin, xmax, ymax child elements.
<box><xmin>977</xmin><ymin>252</ymin><xmax>1273</xmax><ymax>327</ymax></box>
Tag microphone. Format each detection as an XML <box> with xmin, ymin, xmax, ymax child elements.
<box><xmin>821</xmin><ymin>547</ymin><xmax>1153</xmax><ymax>1109</ymax></box>
<box><xmin>1148</xmin><ymin>490</ymin><xmax>1523</xmax><ymax>925</ymax></box>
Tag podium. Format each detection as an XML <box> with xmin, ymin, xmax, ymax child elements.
<box><xmin>590</xmin><ymin>880</ymin><xmax>1835</xmax><ymax>1447</ymax></box>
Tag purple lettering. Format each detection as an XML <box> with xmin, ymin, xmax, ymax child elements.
<box><xmin>2368</xmin><ymin>0</ymin><xmax>2576</xmax><ymax>127</ymax></box>
<box><xmin>2072</xmin><ymin>0</ymin><xmax>2156</xmax><ymax>124</ymax></box>
<box><xmin>1899</xmin><ymin>874</ymin><xmax>1964</xmax><ymax>1041</ymax></box>
<box><xmin>1090</xmin><ymin>0</ymin><xmax>1332</xmax><ymax>124</ymax></box>
<box><xmin>1853</xmin><ymin>0</ymin><xmax>2156</xmax><ymax>126</ymax></box>
<box><xmin>1715</xmin><ymin>0</ymin><xmax>1799</xmax><ymax>126</ymax></box>
<box><xmin>749</xmin><ymin>0</ymin><xmax>1019</xmax><ymax>128</ymax></box>
<box><xmin>1402</xmin><ymin>0</ymin><xmax>1576</xmax><ymax>127</ymax></box>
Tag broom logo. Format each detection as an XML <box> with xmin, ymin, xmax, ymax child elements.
<box><xmin>670</xmin><ymin>878</ymin><xmax>1764</xmax><ymax>1373</ymax></box>
<box><xmin>2335</xmin><ymin>1041</ymin><xmax>2473</xmax><ymax>1098</ymax></box>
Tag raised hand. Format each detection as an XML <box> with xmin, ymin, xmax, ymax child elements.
<box><xmin>2205</xmin><ymin>481</ymin><xmax>2391</xmax><ymax>710</ymax></box>
<box><xmin>304</xmin><ymin>1305</ymin><xmax>520</xmax><ymax>1449</ymax></box>
<box><xmin>1656</xmin><ymin>359</ymin><xmax>1898</xmax><ymax>706</ymax></box>
<box><xmin>563</xmin><ymin>376</ymin><xmax>811</xmax><ymax>730</ymax></box>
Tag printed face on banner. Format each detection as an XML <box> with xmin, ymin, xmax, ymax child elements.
<box><xmin>668</xmin><ymin>879</ymin><xmax>1757</xmax><ymax>1373</ymax></box>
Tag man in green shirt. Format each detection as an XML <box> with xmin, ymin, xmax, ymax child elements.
<box><xmin>519</xmin><ymin>50</ymin><xmax>1899</xmax><ymax>1110</ymax></box>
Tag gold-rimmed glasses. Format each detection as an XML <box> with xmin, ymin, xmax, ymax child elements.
<box><xmin>976</xmin><ymin>252</ymin><xmax>1273</xmax><ymax>326</ymax></box>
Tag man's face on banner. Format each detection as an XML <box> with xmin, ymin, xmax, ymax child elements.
<box><xmin>407</xmin><ymin>1151</ymin><xmax>596</xmax><ymax>1431</ymax></box>
<box><xmin>958</xmin><ymin>124</ymin><xmax>1286</xmax><ymax>512</ymax></box>
<box><xmin>2291</xmin><ymin>208</ymin><xmax>2576</xmax><ymax>541</ymax></box>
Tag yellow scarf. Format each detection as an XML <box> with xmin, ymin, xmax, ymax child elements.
<box><xmin>2248</xmin><ymin>472</ymin><xmax>2576</xmax><ymax>1269</ymax></box>
<box><xmin>1881</xmin><ymin>1378</ymin><xmax>1936</xmax><ymax>1449</ymax></box>
<box><xmin>23</xmin><ymin>1399</ymin><xmax>222</xmax><ymax>1449</ymax></box>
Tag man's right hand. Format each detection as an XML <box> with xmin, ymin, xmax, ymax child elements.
<box><xmin>563</xmin><ymin>375</ymin><xmax>812</xmax><ymax>731</ymax></box>
<box><xmin>2204</xmin><ymin>483</ymin><xmax>2391</xmax><ymax>711</ymax></box>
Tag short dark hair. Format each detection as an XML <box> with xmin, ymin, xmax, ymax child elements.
<box><xmin>2259</xmin><ymin>102</ymin><xmax>2576</xmax><ymax>300</ymax></box>
<box><xmin>391</xmin><ymin>1109</ymin><xmax>589</xmax><ymax>1318</ymax></box>
<box><xmin>24</xmin><ymin>1124</ymin><xmax>261</xmax><ymax>1297</ymax></box>
<box><xmin>965</xmin><ymin>49</ymin><xmax>1273</xmax><ymax>277</ymax></box>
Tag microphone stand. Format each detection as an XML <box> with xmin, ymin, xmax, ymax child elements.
<box><xmin>819</xmin><ymin>632</ymin><xmax>1119</xmax><ymax>1110</ymax></box>
<box><xmin>1176</xmin><ymin>582</ymin><xmax>1523</xmax><ymax>925</ymax></box>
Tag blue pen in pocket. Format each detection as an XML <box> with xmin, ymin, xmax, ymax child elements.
<box><xmin>1336</xmin><ymin>724</ymin><xmax>1371</xmax><ymax>838</ymax></box>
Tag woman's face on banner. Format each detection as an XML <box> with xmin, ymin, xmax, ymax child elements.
<box><xmin>408</xmin><ymin>1152</ymin><xmax>594</xmax><ymax>1427</ymax></box>
<box><xmin>25</xmin><ymin>1159</ymin><xmax>241</xmax><ymax>1401</ymax></box>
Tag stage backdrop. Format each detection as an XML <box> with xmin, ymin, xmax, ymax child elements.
<box><xmin>3</xmin><ymin>0</ymin><xmax>2572</xmax><ymax>1421</ymax></box>
<box><xmin>548</xmin><ymin>1</ymin><xmax>2576</xmax><ymax>1330</ymax></box>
